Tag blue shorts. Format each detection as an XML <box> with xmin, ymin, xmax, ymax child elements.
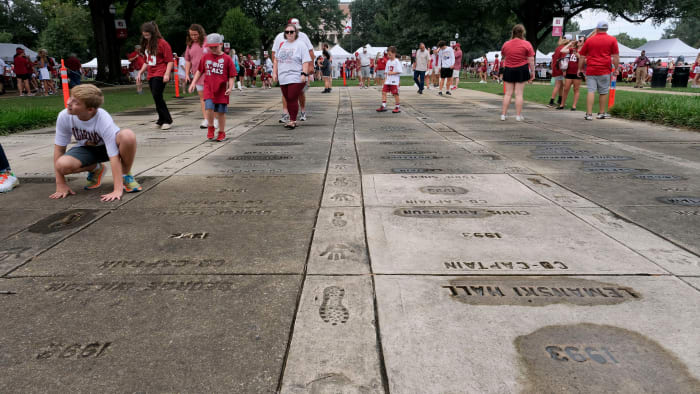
<box><xmin>205</xmin><ymin>99</ymin><xmax>228</xmax><ymax>113</ymax></box>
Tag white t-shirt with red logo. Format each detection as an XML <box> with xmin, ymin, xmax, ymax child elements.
<box><xmin>276</xmin><ymin>40</ymin><xmax>312</xmax><ymax>85</ymax></box>
<box><xmin>384</xmin><ymin>59</ymin><xmax>403</xmax><ymax>85</ymax></box>
<box><xmin>198</xmin><ymin>52</ymin><xmax>237</xmax><ymax>104</ymax></box>
<box><xmin>55</xmin><ymin>109</ymin><xmax>121</xmax><ymax>157</ymax></box>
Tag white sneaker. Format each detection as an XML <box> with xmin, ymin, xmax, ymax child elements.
<box><xmin>500</xmin><ymin>114</ymin><xmax>506</xmax><ymax>121</ymax></box>
<box><xmin>279</xmin><ymin>114</ymin><xmax>290</xmax><ymax>123</ymax></box>
<box><xmin>200</xmin><ymin>120</ymin><xmax>208</xmax><ymax>129</ymax></box>
<box><xmin>515</xmin><ymin>115</ymin><xmax>524</xmax><ymax>121</ymax></box>
<box><xmin>0</xmin><ymin>172</ymin><xmax>19</xmax><ymax>193</ymax></box>
<box><xmin>160</xmin><ymin>123</ymin><xmax>172</xmax><ymax>130</ymax></box>
<box><xmin>299</xmin><ymin>112</ymin><xmax>307</xmax><ymax>121</ymax></box>
<box><xmin>151</xmin><ymin>123</ymin><xmax>162</xmax><ymax>129</ymax></box>
<box><xmin>214</xmin><ymin>118</ymin><xmax>219</xmax><ymax>128</ymax></box>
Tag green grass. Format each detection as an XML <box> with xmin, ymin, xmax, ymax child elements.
<box><xmin>459</xmin><ymin>82</ymin><xmax>700</xmax><ymax>130</ymax></box>
<box><xmin>0</xmin><ymin>85</ymin><xmax>195</xmax><ymax>135</ymax></box>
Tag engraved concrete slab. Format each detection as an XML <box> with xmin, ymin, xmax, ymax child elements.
<box><xmin>510</xmin><ymin>174</ymin><xmax>598</xmax><ymax>208</ymax></box>
<box><xmin>682</xmin><ymin>277</ymin><xmax>700</xmax><ymax>292</ymax></box>
<box><xmin>548</xmin><ymin>172</ymin><xmax>700</xmax><ymax>207</ymax></box>
<box><xmin>280</xmin><ymin>276</ymin><xmax>382</xmax><ymax>393</ymax></box>
<box><xmin>322</xmin><ymin>175</ymin><xmax>361</xmax><ymax>207</ymax></box>
<box><xmin>623</xmin><ymin>141</ymin><xmax>700</xmax><ymax>163</ymax></box>
<box><xmin>568</xmin><ymin>207</ymin><xmax>700</xmax><ymax>275</ymax></box>
<box><xmin>0</xmin><ymin>209</ymin><xmax>51</xmax><ymax>239</ymax></box>
<box><xmin>0</xmin><ymin>176</ymin><xmax>162</xmax><ymax>210</ymax></box>
<box><xmin>362</xmin><ymin>174</ymin><xmax>553</xmax><ymax>207</ymax></box>
<box><xmin>124</xmin><ymin>175</ymin><xmax>323</xmax><ymax>209</ymax></box>
<box><xmin>0</xmin><ymin>209</ymin><xmax>109</xmax><ymax>276</ymax></box>
<box><xmin>365</xmin><ymin>206</ymin><xmax>665</xmax><ymax>275</ymax></box>
<box><xmin>375</xmin><ymin>275</ymin><xmax>700</xmax><ymax>393</ymax></box>
<box><xmin>0</xmin><ymin>275</ymin><xmax>300</xmax><ymax>393</ymax></box>
<box><xmin>307</xmin><ymin>208</ymin><xmax>369</xmax><ymax>275</ymax></box>
<box><xmin>11</xmin><ymin>207</ymin><xmax>316</xmax><ymax>276</ymax></box>
<box><xmin>609</xmin><ymin>206</ymin><xmax>700</xmax><ymax>256</ymax></box>
<box><xmin>178</xmin><ymin>151</ymin><xmax>329</xmax><ymax>175</ymax></box>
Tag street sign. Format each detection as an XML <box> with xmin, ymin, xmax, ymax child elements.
<box><xmin>115</xmin><ymin>19</ymin><xmax>127</xmax><ymax>39</ymax></box>
<box><xmin>552</xmin><ymin>17</ymin><xmax>564</xmax><ymax>36</ymax></box>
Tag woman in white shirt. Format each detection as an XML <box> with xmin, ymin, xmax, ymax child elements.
<box><xmin>272</xmin><ymin>24</ymin><xmax>312</xmax><ymax>129</ymax></box>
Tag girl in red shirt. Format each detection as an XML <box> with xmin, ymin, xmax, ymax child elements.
<box><xmin>136</xmin><ymin>22</ymin><xmax>174</xmax><ymax>130</ymax></box>
<box><xmin>500</xmin><ymin>24</ymin><xmax>535</xmax><ymax>121</ymax></box>
<box><xmin>558</xmin><ymin>40</ymin><xmax>582</xmax><ymax>110</ymax></box>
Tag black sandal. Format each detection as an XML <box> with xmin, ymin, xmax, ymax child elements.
<box><xmin>284</xmin><ymin>122</ymin><xmax>297</xmax><ymax>129</ymax></box>
<box><xmin>570</xmin><ymin>107</ymin><xmax>577</xmax><ymax>111</ymax></box>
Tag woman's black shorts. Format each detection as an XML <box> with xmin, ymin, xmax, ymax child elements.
<box><xmin>565</xmin><ymin>74</ymin><xmax>580</xmax><ymax>80</ymax></box>
<box><xmin>503</xmin><ymin>64</ymin><xmax>531</xmax><ymax>83</ymax></box>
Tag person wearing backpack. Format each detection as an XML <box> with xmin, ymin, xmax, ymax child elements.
<box><xmin>557</xmin><ymin>40</ymin><xmax>582</xmax><ymax>110</ymax></box>
<box><xmin>548</xmin><ymin>35</ymin><xmax>571</xmax><ymax>108</ymax></box>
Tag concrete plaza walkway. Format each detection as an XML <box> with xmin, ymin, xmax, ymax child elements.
<box><xmin>1</xmin><ymin>86</ymin><xmax>699</xmax><ymax>393</ymax></box>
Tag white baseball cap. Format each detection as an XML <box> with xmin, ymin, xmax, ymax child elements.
<box><xmin>206</xmin><ymin>33</ymin><xmax>224</xmax><ymax>46</ymax></box>
<box><xmin>289</xmin><ymin>18</ymin><xmax>301</xmax><ymax>29</ymax></box>
<box><xmin>596</xmin><ymin>21</ymin><xmax>609</xmax><ymax>29</ymax></box>
<box><xmin>564</xmin><ymin>34</ymin><xmax>573</xmax><ymax>40</ymax></box>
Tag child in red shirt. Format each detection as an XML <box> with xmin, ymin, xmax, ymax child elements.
<box><xmin>189</xmin><ymin>33</ymin><xmax>237</xmax><ymax>142</ymax></box>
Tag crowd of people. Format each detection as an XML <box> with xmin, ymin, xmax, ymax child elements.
<box><xmin>1</xmin><ymin>17</ymin><xmax>698</xmax><ymax>196</ymax></box>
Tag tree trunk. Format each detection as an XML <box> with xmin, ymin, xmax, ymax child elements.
<box><xmin>89</xmin><ymin>0</ymin><xmax>122</xmax><ymax>84</ymax></box>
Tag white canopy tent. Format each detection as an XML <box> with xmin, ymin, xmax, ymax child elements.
<box><xmin>472</xmin><ymin>51</ymin><xmax>501</xmax><ymax>63</ymax></box>
<box><xmin>81</xmin><ymin>57</ymin><xmax>130</xmax><ymax>68</ymax></box>
<box><xmin>536</xmin><ymin>50</ymin><xmax>549</xmax><ymax>63</ymax></box>
<box><xmin>637</xmin><ymin>38</ymin><xmax>699</xmax><ymax>59</ymax></box>
<box><xmin>329</xmin><ymin>44</ymin><xmax>352</xmax><ymax>61</ymax></box>
<box><xmin>354</xmin><ymin>44</ymin><xmax>387</xmax><ymax>58</ymax></box>
<box><xmin>617</xmin><ymin>42</ymin><xmax>641</xmax><ymax>63</ymax></box>
<box><xmin>0</xmin><ymin>43</ymin><xmax>38</xmax><ymax>62</ymax></box>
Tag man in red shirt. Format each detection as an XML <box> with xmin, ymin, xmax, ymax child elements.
<box><xmin>127</xmin><ymin>45</ymin><xmax>145</xmax><ymax>93</ymax></box>
<box><xmin>633</xmin><ymin>50</ymin><xmax>650</xmax><ymax>88</ymax></box>
<box><xmin>64</xmin><ymin>53</ymin><xmax>82</xmax><ymax>88</ymax></box>
<box><xmin>578</xmin><ymin>21</ymin><xmax>619</xmax><ymax>120</ymax></box>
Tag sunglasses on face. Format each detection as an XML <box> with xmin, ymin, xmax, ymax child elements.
<box><xmin>285</xmin><ymin>31</ymin><xmax>295</xmax><ymax>34</ymax></box>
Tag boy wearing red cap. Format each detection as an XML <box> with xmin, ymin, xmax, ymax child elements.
<box><xmin>188</xmin><ymin>33</ymin><xmax>237</xmax><ymax>142</ymax></box>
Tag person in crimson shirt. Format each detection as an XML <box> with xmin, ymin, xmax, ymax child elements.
<box><xmin>136</xmin><ymin>21</ymin><xmax>174</xmax><ymax>130</ymax></box>
<box><xmin>690</xmin><ymin>53</ymin><xmax>700</xmax><ymax>87</ymax></box>
<box><xmin>375</xmin><ymin>53</ymin><xmax>387</xmax><ymax>85</ymax></box>
<box><xmin>577</xmin><ymin>21</ymin><xmax>619</xmax><ymax>121</ymax></box>
<box><xmin>127</xmin><ymin>45</ymin><xmax>146</xmax><ymax>94</ymax></box>
<box><xmin>189</xmin><ymin>33</ymin><xmax>236</xmax><ymax>142</ymax></box>
<box><xmin>13</xmin><ymin>48</ymin><xmax>33</xmax><ymax>96</ymax></box>
<box><xmin>452</xmin><ymin>43</ymin><xmax>462</xmax><ymax>90</ymax></box>
<box><xmin>491</xmin><ymin>54</ymin><xmax>501</xmax><ymax>83</ymax></box>
<box><xmin>548</xmin><ymin>35</ymin><xmax>571</xmax><ymax>107</ymax></box>
<box><xmin>500</xmin><ymin>24</ymin><xmax>535</xmax><ymax>121</ymax></box>
<box><xmin>65</xmin><ymin>53</ymin><xmax>82</xmax><ymax>88</ymax></box>
<box><xmin>633</xmin><ymin>50</ymin><xmax>650</xmax><ymax>88</ymax></box>
<box><xmin>558</xmin><ymin>39</ymin><xmax>582</xmax><ymax>110</ymax></box>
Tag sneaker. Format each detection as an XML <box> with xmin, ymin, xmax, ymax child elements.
<box><xmin>200</xmin><ymin>120</ymin><xmax>208</xmax><ymax>129</ymax></box>
<box><xmin>556</xmin><ymin>106</ymin><xmax>564</xmax><ymax>110</ymax></box>
<box><xmin>0</xmin><ymin>171</ymin><xmax>19</xmax><ymax>193</ymax></box>
<box><xmin>213</xmin><ymin>118</ymin><xmax>219</xmax><ymax>129</ymax></box>
<box><xmin>597</xmin><ymin>113</ymin><xmax>611</xmax><ymax>119</ymax></box>
<box><xmin>446</xmin><ymin>91</ymin><xmax>451</xmax><ymax>95</ymax></box>
<box><xmin>392</xmin><ymin>108</ymin><xmax>401</xmax><ymax>113</ymax></box>
<box><xmin>571</xmin><ymin>107</ymin><xmax>577</xmax><ymax>111</ymax></box>
<box><xmin>160</xmin><ymin>123</ymin><xmax>172</xmax><ymax>130</ymax></box>
<box><xmin>207</xmin><ymin>126</ymin><xmax>215</xmax><ymax>140</ymax></box>
<box><xmin>279</xmin><ymin>114</ymin><xmax>290</xmax><ymax>123</ymax></box>
<box><xmin>584</xmin><ymin>113</ymin><xmax>593</xmax><ymax>121</ymax></box>
<box><xmin>122</xmin><ymin>173</ymin><xmax>142</xmax><ymax>193</ymax></box>
<box><xmin>547</xmin><ymin>100</ymin><xmax>555</xmax><ymax>108</ymax></box>
<box><xmin>85</xmin><ymin>163</ymin><xmax>105</xmax><ymax>190</ymax></box>
<box><xmin>500</xmin><ymin>114</ymin><xmax>506</xmax><ymax>121</ymax></box>
<box><xmin>151</xmin><ymin>123</ymin><xmax>162</xmax><ymax>129</ymax></box>
<box><xmin>376</xmin><ymin>106</ymin><xmax>387</xmax><ymax>112</ymax></box>
<box><xmin>438</xmin><ymin>92</ymin><xmax>443</xmax><ymax>96</ymax></box>
<box><xmin>515</xmin><ymin>115</ymin><xmax>524</xmax><ymax>121</ymax></box>
<box><xmin>216</xmin><ymin>131</ymin><xmax>226</xmax><ymax>142</ymax></box>
<box><xmin>299</xmin><ymin>112</ymin><xmax>307</xmax><ymax>121</ymax></box>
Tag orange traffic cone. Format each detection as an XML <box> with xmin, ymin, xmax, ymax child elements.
<box><xmin>60</xmin><ymin>59</ymin><xmax>70</xmax><ymax>107</ymax></box>
<box><xmin>173</xmin><ymin>54</ymin><xmax>181</xmax><ymax>98</ymax></box>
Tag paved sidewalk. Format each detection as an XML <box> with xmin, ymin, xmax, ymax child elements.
<box><xmin>1</xmin><ymin>87</ymin><xmax>699</xmax><ymax>393</ymax></box>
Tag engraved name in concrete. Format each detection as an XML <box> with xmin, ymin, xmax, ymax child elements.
<box><xmin>657</xmin><ymin>197</ymin><xmax>700</xmax><ymax>206</ymax></box>
<box><xmin>443</xmin><ymin>277</ymin><xmax>639</xmax><ymax>306</ymax></box>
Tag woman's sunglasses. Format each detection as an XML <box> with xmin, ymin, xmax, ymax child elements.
<box><xmin>285</xmin><ymin>30</ymin><xmax>295</xmax><ymax>35</ymax></box>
